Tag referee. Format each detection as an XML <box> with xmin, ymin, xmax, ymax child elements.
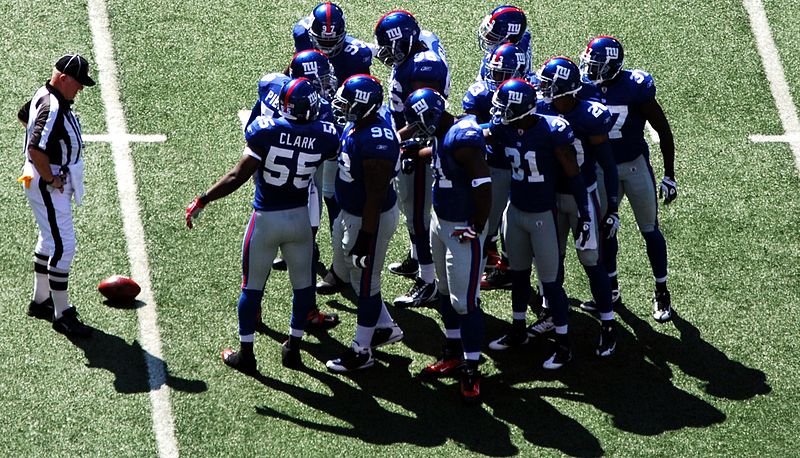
<box><xmin>18</xmin><ymin>54</ymin><xmax>95</xmax><ymax>338</ymax></box>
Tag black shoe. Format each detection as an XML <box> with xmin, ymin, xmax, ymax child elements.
<box><xmin>316</xmin><ymin>269</ymin><xmax>349</xmax><ymax>295</ymax></box>
<box><xmin>580</xmin><ymin>289</ymin><xmax>622</xmax><ymax>312</ymax></box>
<box><xmin>222</xmin><ymin>348</ymin><xmax>258</xmax><ymax>374</ymax></box>
<box><xmin>596</xmin><ymin>322</ymin><xmax>617</xmax><ymax>357</ymax></box>
<box><xmin>52</xmin><ymin>307</ymin><xmax>92</xmax><ymax>338</ymax></box>
<box><xmin>281</xmin><ymin>341</ymin><xmax>302</xmax><ymax>369</ymax></box>
<box><xmin>526</xmin><ymin>313</ymin><xmax>555</xmax><ymax>337</ymax></box>
<box><xmin>543</xmin><ymin>340</ymin><xmax>572</xmax><ymax>370</ymax></box>
<box><xmin>480</xmin><ymin>265</ymin><xmax>512</xmax><ymax>290</ymax></box>
<box><xmin>326</xmin><ymin>346</ymin><xmax>374</xmax><ymax>373</ymax></box>
<box><xmin>370</xmin><ymin>322</ymin><xmax>404</xmax><ymax>348</ymax></box>
<box><xmin>272</xmin><ymin>257</ymin><xmax>287</xmax><ymax>271</ymax></box>
<box><xmin>388</xmin><ymin>253</ymin><xmax>418</xmax><ymax>278</ymax></box>
<box><xmin>653</xmin><ymin>290</ymin><xmax>672</xmax><ymax>323</ymax></box>
<box><xmin>460</xmin><ymin>368</ymin><xmax>482</xmax><ymax>405</ymax></box>
<box><xmin>27</xmin><ymin>298</ymin><xmax>54</xmax><ymax>320</ymax></box>
<box><xmin>393</xmin><ymin>277</ymin><xmax>437</xmax><ymax>308</ymax></box>
<box><xmin>488</xmin><ymin>327</ymin><xmax>529</xmax><ymax>350</ymax></box>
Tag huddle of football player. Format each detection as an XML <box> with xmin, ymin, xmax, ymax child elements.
<box><xmin>185</xmin><ymin>2</ymin><xmax>677</xmax><ymax>405</ymax></box>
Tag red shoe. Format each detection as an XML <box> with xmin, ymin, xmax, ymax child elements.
<box><xmin>484</xmin><ymin>250</ymin><xmax>501</xmax><ymax>272</ymax></box>
<box><xmin>481</xmin><ymin>261</ymin><xmax>512</xmax><ymax>290</ymax></box>
<box><xmin>307</xmin><ymin>308</ymin><xmax>340</xmax><ymax>330</ymax></box>
<box><xmin>460</xmin><ymin>369</ymin><xmax>481</xmax><ymax>405</ymax></box>
<box><xmin>421</xmin><ymin>357</ymin><xmax>464</xmax><ymax>377</ymax></box>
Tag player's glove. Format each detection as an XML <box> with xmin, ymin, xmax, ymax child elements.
<box><xmin>348</xmin><ymin>229</ymin><xmax>373</xmax><ymax>269</ymax></box>
<box><xmin>575</xmin><ymin>213</ymin><xmax>593</xmax><ymax>250</ymax></box>
<box><xmin>185</xmin><ymin>196</ymin><xmax>206</xmax><ymax>229</ymax></box>
<box><xmin>659</xmin><ymin>176</ymin><xmax>678</xmax><ymax>205</ymax></box>
<box><xmin>451</xmin><ymin>224</ymin><xmax>479</xmax><ymax>243</ymax></box>
<box><xmin>602</xmin><ymin>211</ymin><xmax>620</xmax><ymax>239</ymax></box>
<box><xmin>400</xmin><ymin>138</ymin><xmax>423</xmax><ymax>175</ymax></box>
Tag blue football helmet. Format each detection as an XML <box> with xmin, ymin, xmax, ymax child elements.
<box><xmin>374</xmin><ymin>10</ymin><xmax>420</xmax><ymax>66</ymax></box>
<box><xmin>289</xmin><ymin>50</ymin><xmax>338</xmax><ymax>101</ymax></box>
<box><xmin>536</xmin><ymin>56</ymin><xmax>582</xmax><ymax>102</ymax></box>
<box><xmin>309</xmin><ymin>2</ymin><xmax>347</xmax><ymax>57</ymax></box>
<box><xmin>580</xmin><ymin>36</ymin><xmax>624</xmax><ymax>84</ymax></box>
<box><xmin>403</xmin><ymin>88</ymin><xmax>446</xmax><ymax>138</ymax></box>
<box><xmin>477</xmin><ymin>6</ymin><xmax>527</xmax><ymax>52</ymax></box>
<box><xmin>485</xmin><ymin>42</ymin><xmax>528</xmax><ymax>91</ymax></box>
<box><xmin>279</xmin><ymin>78</ymin><xmax>320</xmax><ymax>122</ymax></box>
<box><xmin>490</xmin><ymin>78</ymin><xmax>538</xmax><ymax>125</ymax></box>
<box><xmin>332</xmin><ymin>74</ymin><xmax>383</xmax><ymax>124</ymax></box>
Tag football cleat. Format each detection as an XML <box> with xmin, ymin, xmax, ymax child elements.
<box><xmin>316</xmin><ymin>269</ymin><xmax>350</xmax><ymax>295</ymax></box>
<box><xmin>393</xmin><ymin>277</ymin><xmax>438</xmax><ymax>308</ymax></box>
<box><xmin>580</xmin><ymin>289</ymin><xmax>621</xmax><ymax>312</ymax></box>
<box><xmin>596</xmin><ymin>322</ymin><xmax>617</xmax><ymax>357</ymax></box>
<box><xmin>221</xmin><ymin>348</ymin><xmax>258</xmax><ymax>375</ymax></box>
<box><xmin>388</xmin><ymin>252</ymin><xmax>419</xmax><ymax>278</ymax></box>
<box><xmin>480</xmin><ymin>263</ymin><xmax>512</xmax><ymax>290</ymax></box>
<box><xmin>370</xmin><ymin>322</ymin><xmax>404</xmax><ymax>348</ymax></box>
<box><xmin>484</xmin><ymin>250</ymin><xmax>501</xmax><ymax>272</ymax></box>
<box><xmin>488</xmin><ymin>328</ymin><xmax>529</xmax><ymax>351</ymax></box>
<box><xmin>526</xmin><ymin>313</ymin><xmax>555</xmax><ymax>337</ymax></box>
<box><xmin>543</xmin><ymin>341</ymin><xmax>572</xmax><ymax>370</ymax></box>
<box><xmin>326</xmin><ymin>346</ymin><xmax>374</xmax><ymax>373</ymax></box>
<box><xmin>52</xmin><ymin>307</ymin><xmax>91</xmax><ymax>338</ymax></box>
<box><xmin>307</xmin><ymin>309</ymin><xmax>341</xmax><ymax>330</ymax></box>
<box><xmin>422</xmin><ymin>357</ymin><xmax>465</xmax><ymax>378</ymax></box>
<box><xmin>27</xmin><ymin>297</ymin><xmax>54</xmax><ymax>320</ymax></box>
<box><xmin>272</xmin><ymin>257</ymin><xmax>287</xmax><ymax>271</ymax></box>
<box><xmin>460</xmin><ymin>368</ymin><xmax>482</xmax><ymax>405</ymax></box>
<box><xmin>281</xmin><ymin>340</ymin><xmax>302</xmax><ymax>369</ymax></box>
<box><xmin>653</xmin><ymin>290</ymin><xmax>673</xmax><ymax>323</ymax></box>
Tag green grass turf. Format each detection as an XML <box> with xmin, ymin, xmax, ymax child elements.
<box><xmin>2</xmin><ymin>0</ymin><xmax>799</xmax><ymax>456</ymax></box>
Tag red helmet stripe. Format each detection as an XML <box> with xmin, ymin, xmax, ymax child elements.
<box><xmin>490</xmin><ymin>6</ymin><xmax>523</xmax><ymax>23</ymax></box>
<box><xmin>284</xmin><ymin>77</ymin><xmax>308</xmax><ymax>109</ymax></box>
<box><xmin>325</xmin><ymin>2</ymin><xmax>332</xmax><ymax>33</ymax></box>
<box><xmin>375</xmin><ymin>9</ymin><xmax>415</xmax><ymax>32</ymax></box>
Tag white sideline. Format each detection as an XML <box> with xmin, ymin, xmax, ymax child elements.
<box><xmin>87</xmin><ymin>1</ymin><xmax>179</xmax><ymax>457</ymax></box>
<box><xmin>743</xmin><ymin>0</ymin><xmax>800</xmax><ymax>172</ymax></box>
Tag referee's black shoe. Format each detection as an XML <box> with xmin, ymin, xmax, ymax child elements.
<box><xmin>52</xmin><ymin>307</ymin><xmax>92</xmax><ymax>338</ymax></box>
<box><xmin>27</xmin><ymin>298</ymin><xmax>54</xmax><ymax>320</ymax></box>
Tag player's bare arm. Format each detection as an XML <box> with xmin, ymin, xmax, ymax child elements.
<box><xmin>453</xmin><ymin>146</ymin><xmax>492</xmax><ymax>232</ymax></box>
<box><xmin>641</xmin><ymin>98</ymin><xmax>675</xmax><ymax>179</ymax></box>
<box><xmin>360</xmin><ymin>157</ymin><xmax>395</xmax><ymax>235</ymax></box>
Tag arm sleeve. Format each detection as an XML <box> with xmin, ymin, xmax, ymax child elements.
<box><xmin>18</xmin><ymin>99</ymin><xmax>31</xmax><ymax>124</ymax></box>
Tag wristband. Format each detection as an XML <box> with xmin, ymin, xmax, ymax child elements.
<box><xmin>198</xmin><ymin>193</ymin><xmax>209</xmax><ymax>205</ymax></box>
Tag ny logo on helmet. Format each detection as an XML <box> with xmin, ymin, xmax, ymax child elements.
<box><xmin>302</xmin><ymin>61</ymin><xmax>319</xmax><ymax>76</ymax></box>
<box><xmin>507</xmin><ymin>23</ymin><xmax>521</xmax><ymax>35</ymax></box>
<box><xmin>508</xmin><ymin>91</ymin><xmax>523</xmax><ymax>104</ymax></box>
<box><xmin>555</xmin><ymin>65</ymin><xmax>571</xmax><ymax>80</ymax></box>
<box><xmin>354</xmin><ymin>89</ymin><xmax>371</xmax><ymax>103</ymax></box>
<box><xmin>605</xmin><ymin>47</ymin><xmax>619</xmax><ymax>59</ymax></box>
<box><xmin>386</xmin><ymin>27</ymin><xmax>402</xmax><ymax>40</ymax></box>
<box><xmin>411</xmin><ymin>98</ymin><xmax>429</xmax><ymax>114</ymax></box>
<box><xmin>516</xmin><ymin>53</ymin><xmax>526</xmax><ymax>66</ymax></box>
<box><xmin>308</xmin><ymin>91</ymin><xmax>319</xmax><ymax>105</ymax></box>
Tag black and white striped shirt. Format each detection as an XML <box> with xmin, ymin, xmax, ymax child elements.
<box><xmin>19</xmin><ymin>82</ymin><xmax>84</xmax><ymax>167</ymax></box>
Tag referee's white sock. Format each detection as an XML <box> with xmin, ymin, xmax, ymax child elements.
<box><xmin>33</xmin><ymin>254</ymin><xmax>50</xmax><ymax>304</ymax></box>
<box><xmin>49</xmin><ymin>268</ymin><xmax>70</xmax><ymax>319</ymax></box>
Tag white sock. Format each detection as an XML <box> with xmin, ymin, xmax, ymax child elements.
<box><xmin>354</xmin><ymin>325</ymin><xmax>375</xmax><ymax>351</ymax></box>
<box><xmin>419</xmin><ymin>263</ymin><xmax>435</xmax><ymax>284</ymax></box>
<box><xmin>555</xmin><ymin>325</ymin><xmax>568</xmax><ymax>335</ymax></box>
<box><xmin>289</xmin><ymin>328</ymin><xmax>304</xmax><ymax>338</ymax></box>
<box><xmin>410</xmin><ymin>242</ymin><xmax>417</xmax><ymax>260</ymax></box>
<box><xmin>240</xmin><ymin>333</ymin><xmax>255</xmax><ymax>343</ymax></box>
<box><xmin>599</xmin><ymin>312</ymin><xmax>615</xmax><ymax>321</ymax></box>
<box><xmin>376</xmin><ymin>302</ymin><xmax>395</xmax><ymax>327</ymax></box>
<box><xmin>464</xmin><ymin>351</ymin><xmax>481</xmax><ymax>361</ymax></box>
<box><xmin>512</xmin><ymin>311</ymin><xmax>527</xmax><ymax>321</ymax></box>
<box><xmin>33</xmin><ymin>272</ymin><xmax>49</xmax><ymax>303</ymax></box>
<box><xmin>51</xmin><ymin>290</ymin><xmax>69</xmax><ymax>319</ymax></box>
<box><xmin>445</xmin><ymin>328</ymin><xmax>461</xmax><ymax>340</ymax></box>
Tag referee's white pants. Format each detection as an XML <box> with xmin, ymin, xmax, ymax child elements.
<box><xmin>25</xmin><ymin>176</ymin><xmax>76</xmax><ymax>271</ymax></box>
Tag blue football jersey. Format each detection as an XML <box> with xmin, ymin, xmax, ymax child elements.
<box><xmin>462</xmin><ymin>80</ymin><xmax>510</xmax><ymax>170</ymax></box>
<box><xmin>245</xmin><ymin>116</ymin><xmax>340</xmax><ymax>211</ymax></box>
<box><xmin>432</xmin><ymin>115</ymin><xmax>487</xmax><ymax>222</ymax></box>
<box><xmin>489</xmin><ymin>114</ymin><xmax>575</xmax><ymax>213</ymax></box>
<box><xmin>335</xmin><ymin>106</ymin><xmax>400</xmax><ymax>216</ymax></box>
<box><xmin>389</xmin><ymin>30</ymin><xmax>451</xmax><ymax>128</ymax></box>
<box><xmin>293</xmin><ymin>18</ymin><xmax>372</xmax><ymax>85</ymax></box>
<box><xmin>476</xmin><ymin>30</ymin><xmax>533</xmax><ymax>82</ymax></box>
<box><xmin>579</xmin><ymin>69</ymin><xmax>657</xmax><ymax>164</ymax></box>
<box><xmin>537</xmin><ymin>99</ymin><xmax>612</xmax><ymax>193</ymax></box>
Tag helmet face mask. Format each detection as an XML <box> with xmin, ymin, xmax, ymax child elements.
<box><xmin>310</xmin><ymin>2</ymin><xmax>347</xmax><ymax>57</ymax></box>
<box><xmin>490</xmin><ymin>78</ymin><xmax>537</xmax><ymax>125</ymax></box>
<box><xmin>579</xmin><ymin>36</ymin><xmax>624</xmax><ymax>84</ymax></box>
<box><xmin>374</xmin><ymin>10</ymin><xmax>420</xmax><ymax>67</ymax></box>
<box><xmin>536</xmin><ymin>56</ymin><xmax>582</xmax><ymax>103</ymax></box>
<box><xmin>290</xmin><ymin>50</ymin><xmax>339</xmax><ymax>101</ymax></box>
<box><xmin>477</xmin><ymin>6</ymin><xmax>527</xmax><ymax>53</ymax></box>
<box><xmin>403</xmin><ymin>88</ymin><xmax>446</xmax><ymax>138</ymax></box>
<box><xmin>280</xmin><ymin>78</ymin><xmax>321</xmax><ymax>122</ymax></box>
<box><xmin>332</xmin><ymin>74</ymin><xmax>383</xmax><ymax>124</ymax></box>
<box><xmin>484</xmin><ymin>43</ymin><xmax>528</xmax><ymax>91</ymax></box>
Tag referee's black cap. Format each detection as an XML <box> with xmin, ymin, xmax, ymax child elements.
<box><xmin>55</xmin><ymin>54</ymin><xmax>96</xmax><ymax>87</ymax></box>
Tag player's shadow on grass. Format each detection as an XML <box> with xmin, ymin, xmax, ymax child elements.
<box><xmin>66</xmin><ymin>327</ymin><xmax>208</xmax><ymax>394</ymax></box>
<box><xmin>253</xmin><ymin>311</ymin><xmax>603</xmax><ymax>456</ymax></box>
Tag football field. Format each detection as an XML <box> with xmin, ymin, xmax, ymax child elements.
<box><xmin>1</xmin><ymin>0</ymin><xmax>799</xmax><ymax>456</ymax></box>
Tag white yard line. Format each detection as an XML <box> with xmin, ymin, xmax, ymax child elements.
<box><xmin>87</xmin><ymin>1</ymin><xmax>179</xmax><ymax>457</ymax></box>
<box><xmin>743</xmin><ymin>0</ymin><xmax>800</xmax><ymax>172</ymax></box>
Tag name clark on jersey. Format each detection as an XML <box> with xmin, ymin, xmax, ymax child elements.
<box><xmin>279</xmin><ymin>132</ymin><xmax>317</xmax><ymax>149</ymax></box>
